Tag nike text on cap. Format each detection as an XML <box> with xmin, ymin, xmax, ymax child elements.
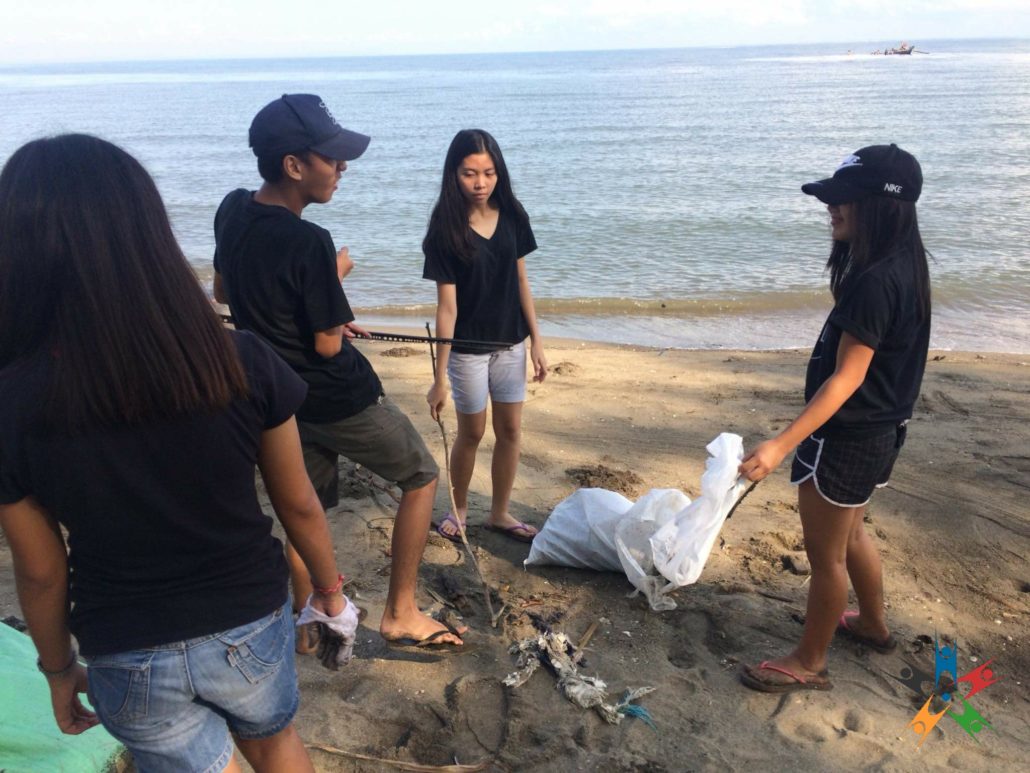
<box><xmin>802</xmin><ymin>144</ymin><xmax>922</xmax><ymax>205</ymax></box>
<box><xmin>249</xmin><ymin>94</ymin><xmax>371</xmax><ymax>161</ymax></box>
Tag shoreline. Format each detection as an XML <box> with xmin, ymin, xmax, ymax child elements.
<box><xmin>198</xmin><ymin>266</ymin><xmax>1030</xmax><ymax>355</ymax></box>
<box><xmin>354</xmin><ymin>315</ymin><xmax>1030</xmax><ymax>356</ymax></box>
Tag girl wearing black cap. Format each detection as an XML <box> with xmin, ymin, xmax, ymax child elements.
<box><xmin>737</xmin><ymin>145</ymin><xmax>931</xmax><ymax>693</ymax></box>
<box><xmin>422</xmin><ymin>129</ymin><xmax>546</xmax><ymax>544</ymax></box>
<box><xmin>0</xmin><ymin>134</ymin><xmax>349</xmax><ymax>770</ymax></box>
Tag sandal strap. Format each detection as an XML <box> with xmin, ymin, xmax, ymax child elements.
<box><xmin>417</xmin><ymin>628</ymin><xmax>455</xmax><ymax>647</ymax></box>
<box><xmin>757</xmin><ymin>660</ymin><xmax>808</xmax><ymax>684</ymax></box>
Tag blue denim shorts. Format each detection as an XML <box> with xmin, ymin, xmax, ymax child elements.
<box><xmin>86</xmin><ymin>601</ymin><xmax>298</xmax><ymax>773</ymax></box>
<box><xmin>447</xmin><ymin>340</ymin><xmax>527</xmax><ymax>414</ymax></box>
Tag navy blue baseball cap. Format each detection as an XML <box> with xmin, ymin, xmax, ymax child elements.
<box><xmin>249</xmin><ymin>94</ymin><xmax>370</xmax><ymax>161</ymax></box>
<box><xmin>802</xmin><ymin>144</ymin><xmax>922</xmax><ymax>205</ymax></box>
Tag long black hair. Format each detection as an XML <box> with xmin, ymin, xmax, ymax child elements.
<box><xmin>0</xmin><ymin>134</ymin><xmax>248</xmax><ymax>431</ymax></box>
<box><xmin>827</xmin><ymin>196</ymin><xmax>932</xmax><ymax>321</ymax></box>
<box><xmin>422</xmin><ymin>129</ymin><xmax>529</xmax><ymax>263</ymax></box>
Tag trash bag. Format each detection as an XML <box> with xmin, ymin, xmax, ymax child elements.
<box><xmin>526</xmin><ymin>433</ymin><xmax>748</xmax><ymax>610</ymax></box>
<box><xmin>614</xmin><ymin>489</ymin><xmax>691</xmax><ymax>611</ymax></box>
<box><xmin>525</xmin><ymin>487</ymin><xmax>630</xmax><ymax>571</ymax></box>
<box><xmin>650</xmin><ymin>433</ymin><xmax>747</xmax><ymax>587</ymax></box>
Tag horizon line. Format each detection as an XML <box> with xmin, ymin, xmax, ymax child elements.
<box><xmin>1</xmin><ymin>35</ymin><xmax>1026</xmax><ymax>70</ymax></box>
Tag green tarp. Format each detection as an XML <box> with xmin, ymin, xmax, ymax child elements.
<box><xmin>0</xmin><ymin>623</ymin><xmax>124</xmax><ymax>772</ymax></box>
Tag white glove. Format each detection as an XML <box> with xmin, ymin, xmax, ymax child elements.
<box><xmin>295</xmin><ymin>594</ymin><xmax>360</xmax><ymax>669</ymax></box>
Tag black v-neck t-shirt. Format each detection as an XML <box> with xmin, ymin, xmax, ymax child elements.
<box><xmin>422</xmin><ymin>211</ymin><xmax>537</xmax><ymax>354</ymax></box>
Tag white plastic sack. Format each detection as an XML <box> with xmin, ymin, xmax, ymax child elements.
<box><xmin>614</xmin><ymin>489</ymin><xmax>691</xmax><ymax>611</ymax></box>
<box><xmin>524</xmin><ymin>487</ymin><xmax>630</xmax><ymax>571</ymax></box>
<box><xmin>526</xmin><ymin>433</ymin><xmax>748</xmax><ymax>611</ymax></box>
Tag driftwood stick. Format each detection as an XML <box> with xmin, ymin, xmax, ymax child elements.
<box><xmin>725</xmin><ymin>480</ymin><xmax>758</xmax><ymax>520</ymax></box>
<box><xmin>424</xmin><ymin>586</ymin><xmax>457</xmax><ymax>610</ymax></box>
<box><xmin>307</xmin><ymin>744</ymin><xmax>490</xmax><ymax>772</ymax></box>
<box><xmin>491</xmin><ymin>602</ymin><xmax>510</xmax><ymax>628</ymax></box>
<box><xmin>573</xmin><ymin>620</ymin><xmax>600</xmax><ymax>664</ymax></box>
<box><xmin>577</xmin><ymin>620</ymin><xmax>600</xmax><ymax>651</ymax></box>
<box><xmin>426</xmin><ymin>323</ymin><xmax>497</xmax><ymax>624</ymax></box>
<box><xmin>354</xmin><ymin>467</ymin><xmax>402</xmax><ymax>504</ymax></box>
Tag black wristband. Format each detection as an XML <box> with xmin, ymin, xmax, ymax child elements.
<box><xmin>37</xmin><ymin>650</ymin><xmax>79</xmax><ymax>678</ymax></box>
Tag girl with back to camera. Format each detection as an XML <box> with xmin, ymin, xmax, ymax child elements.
<box><xmin>423</xmin><ymin>129</ymin><xmax>546</xmax><ymax>544</ymax></box>
<box><xmin>0</xmin><ymin>134</ymin><xmax>356</xmax><ymax>771</ymax></box>
<box><xmin>738</xmin><ymin>144</ymin><xmax>931</xmax><ymax>692</ymax></box>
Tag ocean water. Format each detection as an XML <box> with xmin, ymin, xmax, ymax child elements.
<box><xmin>2</xmin><ymin>40</ymin><xmax>1028</xmax><ymax>352</ymax></box>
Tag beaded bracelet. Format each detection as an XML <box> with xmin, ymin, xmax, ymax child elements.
<box><xmin>312</xmin><ymin>573</ymin><xmax>344</xmax><ymax>595</ymax></box>
<box><xmin>37</xmin><ymin>650</ymin><xmax>79</xmax><ymax>679</ymax></box>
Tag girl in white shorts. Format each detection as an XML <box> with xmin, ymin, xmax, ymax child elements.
<box><xmin>422</xmin><ymin>129</ymin><xmax>546</xmax><ymax>543</ymax></box>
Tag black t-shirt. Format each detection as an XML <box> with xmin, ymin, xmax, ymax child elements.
<box><xmin>0</xmin><ymin>331</ymin><xmax>306</xmax><ymax>656</ymax></box>
<box><xmin>422</xmin><ymin>211</ymin><xmax>537</xmax><ymax>354</ymax></box>
<box><xmin>805</xmin><ymin>250</ymin><xmax>931</xmax><ymax>437</ymax></box>
<box><xmin>214</xmin><ymin>189</ymin><xmax>382</xmax><ymax>423</ymax></box>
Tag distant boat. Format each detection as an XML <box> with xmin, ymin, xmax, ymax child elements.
<box><xmin>871</xmin><ymin>41</ymin><xmax>926</xmax><ymax>56</ymax></box>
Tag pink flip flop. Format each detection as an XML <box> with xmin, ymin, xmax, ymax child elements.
<box><xmin>740</xmin><ymin>661</ymin><xmax>833</xmax><ymax>693</ymax></box>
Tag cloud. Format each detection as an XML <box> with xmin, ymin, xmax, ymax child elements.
<box><xmin>528</xmin><ymin>1</ymin><xmax>810</xmax><ymax>28</ymax></box>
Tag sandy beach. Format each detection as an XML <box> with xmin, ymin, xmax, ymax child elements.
<box><xmin>2</xmin><ymin>338</ymin><xmax>1027</xmax><ymax>771</ymax></box>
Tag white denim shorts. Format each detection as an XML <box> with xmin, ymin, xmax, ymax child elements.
<box><xmin>447</xmin><ymin>341</ymin><xmax>527</xmax><ymax>414</ymax></box>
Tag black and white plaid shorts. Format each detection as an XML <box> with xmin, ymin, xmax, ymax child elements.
<box><xmin>790</xmin><ymin>424</ymin><xmax>907</xmax><ymax>507</ymax></box>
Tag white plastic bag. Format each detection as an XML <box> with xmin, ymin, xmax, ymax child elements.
<box><xmin>650</xmin><ymin>433</ymin><xmax>747</xmax><ymax>587</ymax></box>
<box><xmin>526</xmin><ymin>433</ymin><xmax>748</xmax><ymax>610</ymax></box>
<box><xmin>525</xmin><ymin>487</ymin><xmax>630</xmax><ymax>571</ymax></box>
<box><xmin>614</xmin><ymin>489</ymin><xmax>691</xmax><ymax>611</ymax></box>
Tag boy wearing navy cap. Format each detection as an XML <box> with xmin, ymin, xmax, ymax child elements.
<box><xmin>214</xmin><ymin>94</ymin><xmax>465</xmax><ymax>651</ymax></box>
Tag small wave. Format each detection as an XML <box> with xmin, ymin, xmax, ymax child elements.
<box><xmin>358</xmin><ymin>292</ymin><xmax>832</xmax><ymax>318</ymax></box>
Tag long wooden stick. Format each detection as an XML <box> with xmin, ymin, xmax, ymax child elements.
<box><xmin>725</xmin><ymin>480</ymin><xmax>758</xmax><ymax>520</ymax></box>
<box><xmin>308</xmin><ymin>744</ymin><xmax>489</xmax><ymax>772</ymax></box>
<box><xmin>426</xmin><ymin>323</ymin><xmax>499</xmax><ymax>625</ymax></box>
<box><xmin>573</xmin><ymin>620</ymin><xmax>599</xmax><ymax>664</ymax></box>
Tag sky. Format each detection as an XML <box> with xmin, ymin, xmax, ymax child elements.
<box><xmin>2</xmin><ymin>0</ymin><xmax>1028</xmax><ymax>64</ymax></box>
